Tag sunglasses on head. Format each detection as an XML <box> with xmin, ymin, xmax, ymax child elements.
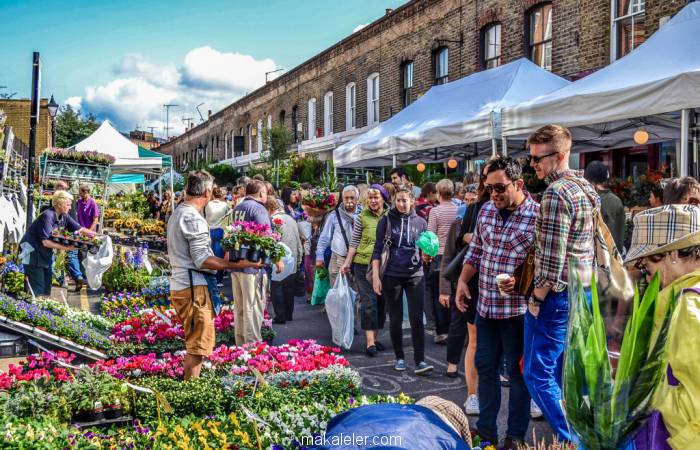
<box><xmin>529</xmin><ymin>151</ymin><xmax>560</xmax><ymax>164</ymax></box>
<box><xmin>484</xmin><ymin>182</ymin><xmax>513</xmax><ymax>194</ymax></box>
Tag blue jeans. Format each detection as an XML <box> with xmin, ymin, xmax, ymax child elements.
<box><xmin>475</xmin><ymin>314</ymin><xmax>530</xmax><ymax>442</ymax></box>
<box><xmin>523</xmin><ymin>290</ymin><xmax>572</xmax><ymax>442</ymax></box>
<box><xmin>66</xmin><ymin>250</ymin><xmax>84</xmax><ymax>282</ymax></box>
<box><xmin>24</xmin><ymin>264</ymin><xmax>53</xmax><ymax>297</ymax></box>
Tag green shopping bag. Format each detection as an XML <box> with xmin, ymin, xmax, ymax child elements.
<box><xmin>311</xmin><ymin>267</ymin><xmax>331</xmax><ymax>305</ymax></box>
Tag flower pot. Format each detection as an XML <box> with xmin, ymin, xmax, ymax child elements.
<box><xmin>228</xmin><ymin>247</ymin><xmax>240</xmax><ymax>262</ymax></box>
<box><xmin>238</xmin><ymin>245</ymin><xmax>250</xmax><ymax>261</ymax></box>
<box><xmin>103</xmin><ymin>406</ymin><xmax>123</xmax><ymax>420</ymax></box>
<box><xmin>62</xmin><ymin>238</ymin><xmax>72</xmax><ymax>246</ymax></box>
<box><xmin>81</xmin><ymin>243</ymin><xmax>89</xmax><ymax>251</ymax></box>
<box><xmin>73</xmin><ymin>409</ymin><xmax>104</xmax><ymax>423</ymax></box>
<box><xmin>261</xmin><ymin>253</ymin><xmax>273</xmax><ymax>265</ymax></box>
<box><xmin>51</xmin><ymin>236</ymin><xmax>61</xmax><ymax>243</ymax></box>
<box><xmin>247</xmin><ymin>247</ymin><xmax>261</xmax><ymax>263</ymax></box>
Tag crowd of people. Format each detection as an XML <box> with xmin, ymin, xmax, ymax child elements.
<box><xmin>48</xmin><ymin>122</ymin><xmax>689</xmax><ymax>449</ymax></box>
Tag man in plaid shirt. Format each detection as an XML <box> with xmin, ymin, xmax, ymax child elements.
<box><xmin>455</xmin><ymin>157</ymin><xmax>539</xmax><ymax>448</ymax></box>
<box><xmin>523</xmin><ymin>125</ymin><xmax>598</xmax><ymax>443</ymax></box>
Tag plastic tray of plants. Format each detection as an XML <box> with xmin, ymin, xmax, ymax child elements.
<box><xmin>50</xmin><ymin>229</ymin><xmax>102</xmax><ymax>254</ymax></box>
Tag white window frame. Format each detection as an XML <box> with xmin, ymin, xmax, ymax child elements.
<box><xmin>402</xmin><ymin>61</ymin><xmax>413</xmax><ymax>107</ymax></box>
<box><xmin>483</xmin><ymin>23</ymin><xmax>502</xmax><ymax>69</ymax></box>
<box><xmin>528</xmin><ymin>3</ymin><xmax>553</xmax><ymax>71</ymax></box>
<box><xmin>323</xmin><ymin>91</ymin><xmax>334</xmax><ymax>136</ymax></box>
<box><xmin>367</xmin><ymin>73</ymin><xmax>380</xmax><ymax>125</ymax></box>
<box><xmin>345</xmin><ymin>83</ymin><xmax>356</xmax><ymax>130</ymax></box>
<box><xmin>435</xmin><ymin>47</ymin><xmax>449</xmax><ymax>84</ymax></box>
<box><xmin>308</xmin><ymin>98</ymin><xmax>317</xmax><ymax>140</ymax></box>
<box><xmin>256</xmin><ymin>119</ymin><xmax>263</xmax><ymax>152</ymax></box>
<box><xmin>610</xmin><ymin>0</ymin><xmax>646</xmax><ymax>61</ymax></box>
<box><xmin>247</xmin><ymin>125</ymin><xmax>252</xmax><ymax>154</ymax></box>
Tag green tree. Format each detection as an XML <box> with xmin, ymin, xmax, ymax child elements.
<box><xmin>55</xmin><ymin>105</ymin><xmax>101</xmax><ymax>148</ymax></box>
<box><xmin>262</xmin><ymin>124</ymin><xmax>293</xmax><ymax>163</ymax></box>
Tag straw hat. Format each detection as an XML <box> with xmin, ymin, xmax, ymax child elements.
<box><xmin>624</xmin><ymin>204</ymin><xmax>700</xmax><ymax>265</ymax></box>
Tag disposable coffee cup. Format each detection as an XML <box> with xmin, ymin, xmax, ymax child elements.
<box><xmin>495</xmin><ymin>274</ymin><xmax>511</xmax><ymax>296</ymax></box>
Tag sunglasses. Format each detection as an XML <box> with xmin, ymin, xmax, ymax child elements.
<box><xmin>634</xmin><ymin>252</ymin><xmax>668</xmax><ymax>272</ymax></box>
<box><xmin>529</xmin><ymin>151</ymin><xmax>560</xmax><ymax>165</ymax></box>
<box><xmin>484</xmin><ymin>182</ymin><xmax>513</xmax><ymax>194</ymax></box>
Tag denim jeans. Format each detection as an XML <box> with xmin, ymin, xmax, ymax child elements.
<box><xmin>24</xmin><ymin>264</ymin><xmax>53</xmax><ymax>297</ymax></box>
<box><xmin>475</xmin><ymin>314</ymin><xmax>530</xmax><ymax>442</ymax></box>
<box><xmin>66</xmin><ymin>250</ymin><xmax>84</xmax><ymax>282</ymax></box>
<box><xmin>210</xmin><ymin>228</ymin><xmax>225</xmax><ymax>283</ymax></box>
<box><xmin>523</xmin><ymin>290</ymin><xmax>572</xmax><ymax>443</ymax></box>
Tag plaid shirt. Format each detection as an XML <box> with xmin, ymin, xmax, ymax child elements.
<box><xmin>464</xmin><ymin>194</ymin><xmax>540</xmax><ymax>319</ymax></box>
<box><xmin>534</xmin><ymin>170</ymin><xmax>599</xmax><ymax>292</ymax></box>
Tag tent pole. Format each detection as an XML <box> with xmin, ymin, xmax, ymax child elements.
<box><xmin>491</xmin><ymin>137</ymin><xmax>497</xmax><ymax>157</ymax></box>
<box><xmin>392</xmin><ymin>154</ymin><xmax>397</xmax><ymax>169</ymax></box>
<box><xmin>681</xmin><ymin>109</ymin><xmax>690</xmax><ymax>177</ymax></box>
<box><xmin>170</xmin><ymin>165</ymin><xmax>175</xmax><ymax>212</ymax></box>
<box><xmin>502</xmin><ymin>136</ymin><xmax>508</xmax><ymax>157</ymax></box>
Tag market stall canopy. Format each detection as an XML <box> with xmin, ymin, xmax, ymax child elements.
<box><xmin>333</xmin><ymin>58</ymin><xmax>570</xmax><ymax>168</ymax></box>
<box><xmin>69</xmin><ymin>121</ymin><xmax>166</xmax><ymax>183</ymax></box>
<box><xmin>502</xmin><ymin>2</ymin><xmax>700</xmax><ymax>145</ymax></box>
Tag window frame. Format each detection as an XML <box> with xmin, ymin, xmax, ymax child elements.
<box><xmin>323</xmin><ymin>91</ymin><xmax>334</xmax><ymax>136</ymax></box>
<box><xmin>367</xmin><ymin>73</ymin><xmax>380</xmax><ymax>125</ymax></box>
<box><xmin>256</xmin><ymin>119</ymin><xmax>263</xmax><ymax>152</ymax></box>
<box><xmin>345</xmin><ymin>83</ymin><xmax>356</xmax><ymax>130</ymax></box>
<box><xmin>434</xmin><ymin>47</ymin><xmax>449</xmax><ymax>85</ymax></box>
<box><xmin>308</xmin><ymin>98</ymin><xmax>317</xmax><ymax>140</ymax></box>
<box><xmin>526</xmin><ymin>2</ymin><xmax>553</xmax><ymax>71</ymax></box>
<box><xmin>401</xmin><ymin>61</ymin><xmax>414</xmax><ymax>107</ymax></box>
<box><xmin>611</xmin><ymin>0</ymin><xmax>646</xmax><ymax>61</ymax></box>
<box><xmin>481</xmin><ymin>23</ymin><xmax>502</xmax><ymax>69</ymax></box>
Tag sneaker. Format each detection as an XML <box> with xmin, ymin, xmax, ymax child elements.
<box><xmin>433</xmin><ymin>334</ymin><xmax>448</xmax><ymax>344</ymax></box>
<box><xmin>394</xmin><ymin>359</ymin><xmax>406</xmax><ymax>371</ymax></box>
<box><xmin>414</xmin><ymin>361</ymin><xmax>434</xmax><ymax>375</ymax></box>
<box><xmin>464</xmin><ymin>394</ymin><xmax>480</xmax><ymax>415</ymax></box>
<box><xmin>530</xmin><ymin>400</ymin><xmax>543</xmax><ymax>419</ymax></box>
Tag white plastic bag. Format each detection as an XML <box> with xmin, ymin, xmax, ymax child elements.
<box><xmin>325</xmin><ymin>273</ymin><xmax>356</xmax><ymax>349</ymax></box>
<box><xmin>271</xmin><ymin>243</ymin><xmax>296</xmax><ymax>281</ymax></box>
<box><xmin>83</xmin><ymin>235</ymin><xmax>114</xmax><ymax>290</ymax></box>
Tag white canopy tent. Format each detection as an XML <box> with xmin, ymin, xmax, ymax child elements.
<box><xmin>333</xmin><ymin>58</ymin><xmax>570</xmax><ymax>168</ymax></box>
<box><xmin>502</xmin><ymin>2</ymin><xmax>700</xmax><ymax>174</ymax></box>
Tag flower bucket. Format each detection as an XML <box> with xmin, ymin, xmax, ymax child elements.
<box><xmin>261</xmin><ymin>252</ymin><xmax>273</xmax><ymax>265</ymax></box>
<box><xmin>239</xmin><ymin>245</ymin><xmax>250</xmax><ymax>261</ymax></box>
<box><xmin>248</xmin><ymin>247</ymin><xmax>261</xmax><ymax>263</ymax></box>
<box><xmin>227</xmin><ymin>247</ymin><xmax>240</xmax><ymax>262</ymax></box>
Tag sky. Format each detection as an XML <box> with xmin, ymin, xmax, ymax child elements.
<box><xmin>0</xmin><ymin>0</ymin><xmax>405</xmax><ymax>137</ymax></box>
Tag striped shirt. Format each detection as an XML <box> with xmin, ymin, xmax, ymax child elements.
<box><xmin>464</xmin><ymin>195</ymin><xmax>539</xmax><ymax>319</ymax></box>
<box><xmin>428</xmin><ymin>203</ymin><xmax>458</xmax><ymax>255</ymax></box>
<box><xmin>534</xmin><ymin>170</ymin><xmax>599</xmax><ymax>292</ymax></box>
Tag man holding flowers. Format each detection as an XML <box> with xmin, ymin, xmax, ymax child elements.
<box><xmin>167</xmin><ymin>170</ymin><xmax>262</xmax><ymax>379</ymax></box>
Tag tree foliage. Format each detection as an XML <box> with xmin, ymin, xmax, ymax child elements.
<box><xmin>55</xmin><ymin>105</ymin><xmax>101</xmax><ymax>148</ymax></box>
<box><xmin>262</xmin><ymin>124</ymin><xmax>293</xmax><ymax>163</ymax></box>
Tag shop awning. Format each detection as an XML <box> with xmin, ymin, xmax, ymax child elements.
<box><xmin>333</xmin><ymin>58</ymin><xmax>570</xmax><ymax>168</ymax></box>
<box><xmin>502</xmin><ymin>2</ymin><xmax>700</xmax><ymax>142</ymax></box>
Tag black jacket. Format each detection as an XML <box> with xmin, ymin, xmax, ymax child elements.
<box><xmin>372</xmin><ymin>208</ymin><xmax>428</xmax><ymax>278</ymax></box>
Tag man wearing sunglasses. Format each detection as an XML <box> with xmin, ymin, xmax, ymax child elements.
<box><xmin>523</xmin><ymin>125</ymin><xmax>599</xmax><ymax>444</ymax></box>
<box><xmin>454</xmin><ymin>156</ymin><xmax>539</xmax><ymax>449</ymax></box>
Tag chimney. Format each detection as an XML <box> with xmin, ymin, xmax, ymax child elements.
<box><xmin>208</xmin><ymin>110</ymin><xmax>212</xmax><ymax>119</ymax></box>
<box><xmin>386</xmin><ymin>8</ymin><xmax>393</xmax><ymax>15</ymax></box>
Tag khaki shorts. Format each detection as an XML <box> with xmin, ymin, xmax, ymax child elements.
<box><xmin>170</xmin><ymin>285</ymin><xmax>215</xmax><ymax>356</ymax></box>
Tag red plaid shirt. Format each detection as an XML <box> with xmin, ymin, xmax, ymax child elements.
<box><xmin>534</xmin><ymin>170</ymin><xmax>599</xmax><ymax>292</ymax></box>
<box><xmin>464</xmin><ymin>194</ymin><xmax>540</xmax><ymax>319</ymax></box>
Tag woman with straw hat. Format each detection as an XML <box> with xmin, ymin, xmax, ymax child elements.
<box><xmin>624</xmin><ymin>204</ymin><xmax>700</xmax><ymax>449</ymax></box>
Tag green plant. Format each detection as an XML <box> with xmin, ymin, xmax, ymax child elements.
<box><xmin>3</xmin><ymin>378</ymin><xmax>70</xmax><ymax>422</ymax></box>
<box><xmin>563</xmin><ymin>271</ymin><xmax>674</xmax><ymax>449</ymax></box>
<box><xmin>262</xmin><ymin>124</ymin><xmax>293</xmax><ymax>163</ymax></box>
<box><xmin>290</xmin><ymin>154</ymin><xmax>324</xmax><ymax>184</ymax></box>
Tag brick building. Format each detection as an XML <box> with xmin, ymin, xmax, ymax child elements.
<box><xmin>0</xmin><ymin>98</ymin><xmax>54</xmax><ymax>153</ymax></box>
<box><xmin>158</xmin><ymin>0</ymin><xmax>688</xmax><ymax>174</ymax></box>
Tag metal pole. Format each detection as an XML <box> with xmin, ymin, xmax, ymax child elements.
<box><xmin>170</xmin><ymin>165</ymin><xmax>175</xmax><ymax>212</ymax></box>
<box><xmin>392</xmin><ymin>154</ymin><xmax>397</xmax><ymax>168</ymax></box>
<box><xmin>27</xmin><ymin>52</ymin><xmax>41</xmax><ymax>225</ymax></box>
<box><xmin>502</xmin><ymin>136</ymin><xmax>508</xmax><ymax>157</ymax></box>
<box><xmin>681</xmin><ymin>109</ymin><xmax>690</xmax><ymax>177</ymax></box>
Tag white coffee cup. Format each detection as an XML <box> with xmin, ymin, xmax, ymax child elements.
<box><xmin>495</xmin><ymin>274</ymin><xmax>511</xmax><ymax>296</ymax></box>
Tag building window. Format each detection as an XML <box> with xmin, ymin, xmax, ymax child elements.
<box><xmin>279</xmin><ymin>110</ymin><xmax>286</xmax><ymax>126</ymax></box>
<box><xmin>527</xmin><ymin>3</ymin><xmax>553</xmax><ymax>71</ymax></box>
<box><xmin>401</xmin><ymin>61</ymin><xmax>413</xmax><ymax>107</ymax></box>
<box><xmin>323</xmin><ymin>91</ymin><xmax>334</xmax><ymax>136</ymax></box>
<box><xmin>345</xmin><ymin>83</ymin><xmax>356</xmax><ymax>130</ymax></box>
<box><xmin>612</xmin><ymin>0</ymin><xmax>646</xmax><ymax>60</ymax></box>
<box><xmin>256</xmin><ymin>119</ymin><xmax>263</xmax><ymax>151</ymax></box>
<box><xmin>482</xmin><ymin>23</ymin><xmax>502</xmax><ymax>69</ymax></box>
<box><xmin>367</xmin><ymin>73</ymin><xmax>379</xmax><ymax>125</ymax></box>
<box><xmin>308</xmin><ymin>98</ymin><xmax>317</xmax><ymax>139</ymax></box>
<box><xmin>434</xmin><ymin>47</ymin><xmax>449</xmax><ymax>85</ymax></box>
<box><xmin>291</xmin><ymin>105</ymin><xmax>298</xmax><ymax>140</ymax></box>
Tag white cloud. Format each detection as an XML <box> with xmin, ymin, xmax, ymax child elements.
<box><xmin>353</xmin><ymin>23</ymin><xmax>368</xmax><ymax>33</ymax></box>
<box><xmin>64</xmin><ymin>96</ymin><xmax>82</xmax><ymax>111</ymax></box>
<box><xmin>71</xmin><ymin>47</ymin><xmax>279</xmax><ymax>137</ymax></box>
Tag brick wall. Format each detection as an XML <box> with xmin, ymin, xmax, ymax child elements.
<box><xmin>0</xmin><ymin>99</ymin><xmax>53</xmax><ymax>153</ymax></box>
<box><xmin>158</xmin><ymin>0</ymin><xmax>688</xmax><ymax>169</ymax></box>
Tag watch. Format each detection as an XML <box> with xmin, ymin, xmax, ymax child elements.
<box><xmin>528</xmin><ymin>295</ymin><xmax>545</xmax><ymax>307</ymax></box>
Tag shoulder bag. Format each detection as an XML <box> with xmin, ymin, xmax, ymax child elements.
<box><xmin>365</xmin><ymin>216</ymin><xmax>392</xmax><ymax>283</ymax></box>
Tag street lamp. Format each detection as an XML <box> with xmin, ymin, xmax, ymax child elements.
<box><xmin>47</xmin><ymin>95</ymin><xmax>59</xmax><ymax>147</ymax></box>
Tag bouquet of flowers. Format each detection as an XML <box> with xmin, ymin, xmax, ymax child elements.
<box><xmin>301</xmin><ymin>188</ymin><xmax>336</xmax><ymax>218</ymax></box>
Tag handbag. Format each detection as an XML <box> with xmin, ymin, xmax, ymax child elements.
<box><xmin>513</xmin><ymin>247</ymin><xmax>536</xmax><ymax>297</ymax></box>
<box><xmin>365</xmin><ymin>217</ymin><xmax>392</xmax><ymax>283</ymax></box>
<box><xmin>442</xmin><ymin>245</ymin><xmax>468</xmax><ymax>284</ymax></box>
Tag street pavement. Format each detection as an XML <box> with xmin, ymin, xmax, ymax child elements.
<box><xmin>64</xmin><ymin>281</ymin><xmax>554</xmax><ymax>446</ymax></box>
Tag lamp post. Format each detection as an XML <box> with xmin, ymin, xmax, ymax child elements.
<box><xmin>47</xmin><ymin>95</ymin><xmax>59</xmax><ymax>147</ymax></box>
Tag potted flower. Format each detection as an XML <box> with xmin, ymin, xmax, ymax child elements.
<box><xmin>67</xmin><ymin>372</ymin><xmax>104</xmax><ymax>422</ymax></box>
<box><xmin>100</xmin><ymin>377</ymin><xmax>127</xmax><ymax>419</ymax></box>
